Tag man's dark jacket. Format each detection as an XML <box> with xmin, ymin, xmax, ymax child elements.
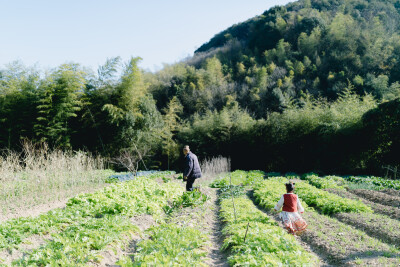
<box><xmin>183</xmin><ymin>152</ymin><xmax>202</xmax><ymax>179</ymax></box>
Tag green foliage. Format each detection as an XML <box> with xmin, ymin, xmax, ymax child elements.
<box><xmin>295</xmin><ymin>181</ymin><xmax>373</xmax><ymax>215</ymax></box>
<box><xmin>302</xmin><ymin>174</ymin><xmax>347</xmax><ymax>190</ymax></box>
<box><xmin>254</xmin><ymin>177</ymin><xmax>372</xmax><ymax>215</ymax></box>
<box><xmin>35</xmin><ymin>64</ymin><xmax>86</xmax><ymax>148</ymax></box>
<box><xmin>209</xmin><ymin>170</ymin><xmax>264</xmax><ymax>188</ymax></box>
<box><xmin>345</xmin><ymin>176</ymin><xmax>400</xmax><ymax>190</ymax></box>
<box><xmin>13</xmin><ymin>215</ymin><xmax>139</xmax><ymax>266</ymax></box>
<box><xmin>119</xmin><ymin>224</ymin><xmax>207</xmax><ymax>266</ymax></box>
<box><xmin>163</xmin><ymin>191</ymin><xmax>210</xmax><ymax>215</ymax></box>
<box><xmin>219</xmin><ymin>195</ymin><xmax>318</xmax><ymax>266</ymax></box>
<box><xmin>218</xmin><ymin>185</ymin><xmax>246</xmax><ymax>199</ymax></box>
<box><xmin>253</xmin><ymin>177</ymin><xmax>300</xmax><ymax>211</ymax></box>
<box><xmin>0</xmin><ymin>175</ymin><xmax>183</xmax><ymax>251</ymax></box>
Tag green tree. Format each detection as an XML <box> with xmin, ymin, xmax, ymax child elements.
<box><xmin>35</xmin><ymin>64</ymin><xmax>86</xmax><ymax>148</ymax></box>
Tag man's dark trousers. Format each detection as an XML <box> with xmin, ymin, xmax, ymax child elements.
<box><xmin>186</xmin><ymin>176</ymin><xmax>196</xmax><ymax>191</ymax></box>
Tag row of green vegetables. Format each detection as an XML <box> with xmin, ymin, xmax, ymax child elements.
<box><xmin>1</xmin><ymin>173</ymin><xmax>185</xmax><ymax>266</ymax></box>
<box><xmin>218</xmin><ymin>185</ymin><xmax>318</xmax><ymax>266</ymax></box>
<box><xmin>212</xmin><ymin>170</ymin><xmax>400</xmax><ymax>192</ymax></box>
<box><xmin>301</xmin><ymin>173</ymin><xmax>400</xmax><ymax>191</ymax></box>
<box><xmin>117</xmin><ymin>224</ymin><xmax>208</xmax><ymax>266</ymax></box>
<box><xmin>210</xmin><ymin>170</ymin><xmax>264</xmax><ymax>188</ymax></box>
<box><xmin>211</xmin><ymin>170</ymin><xmax>374</xmax><ymax>215</ymax></box>
<box><xmin>117</xmin><ymin>189</ymin><xmax>211</xmax><ymax>265</ymax></box>
<box><xmin>254</xmin><ymin>177</ymin><xmax>372</xmax><ymax>215</ymax></box>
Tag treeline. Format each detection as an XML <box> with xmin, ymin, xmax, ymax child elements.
<box><xmin>0</xmin><ymin>59</ymin><xmax>170</xmax><ymax>169</ymax></box>
<box><xmin>178</xmin><ymin>87</ymin><xmax>400</xmax><ymax>174</ymax></box>
<box><xmin>1</xmin><ymin>0</ymin><xmax>400</xmax><ymax>174</ymax></box>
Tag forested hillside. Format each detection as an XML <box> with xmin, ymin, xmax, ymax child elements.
<box><xmin>1</xmin><ymin>0</ymin><xmax>400</xmax><ymax>174</ymax></box>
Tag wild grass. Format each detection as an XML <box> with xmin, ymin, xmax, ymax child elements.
<box><xmin>0</xmin><ymin>142</ymin><xmax>113</xmax><ymax>218</ymax></box>
<box><xmin>199</xmin><ymin>156</ymin><xmax>231</xmax><ymax>186</ymax></box>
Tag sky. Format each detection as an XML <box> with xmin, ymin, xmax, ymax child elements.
<box><xmin>0</xmin><ymin>0</ymin><xmax>293</xmax><ymax>72</ymax></box>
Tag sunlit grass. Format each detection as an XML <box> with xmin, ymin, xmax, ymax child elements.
<box><xmin>0</xmin><ymin>143</ymin><xmax>113</xmax><ymax>217</ymax></box>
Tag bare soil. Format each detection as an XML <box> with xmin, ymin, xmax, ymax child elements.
<box><xmin>0</xmin><ymin>200</ymin><xmax>68</xmax><ymax>223</ymax></box>
<box><xmin>326</xmin><ymin>188</ymin><xmax>400</xmax><ymax>220</ymax></box>
<box><xmin>349</xmin><ymin>189</ymin><xmax>400</xmax><ymax>208</ymax></box>
<box><xmin>301</xmin><ymin>211</ymin><xmax>400</xmax><ymax>266</ymax></box>
<box><xmin>381</xmin><ymin>188</ymin><xmax>400</xmax><ymax>197</ymax></box>
<box><xmin>0</xmin><ymin>234</ymin><xmax>52</xmax><ymax>266</ymax></box>
<box><xmin>334</xmin><ymin>212</ymin><xmax>400</xmax><ymax>248</ymax></box>
<box><xmin>0</xmin><ymin>185</ymin><xmax>111</xmax><ymax>223</ymax></box>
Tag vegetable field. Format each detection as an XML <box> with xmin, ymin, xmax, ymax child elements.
<box><xmin>1</xmin><ymin>171</ymin><xmax>400</xmax><ymax>266</ymax></box>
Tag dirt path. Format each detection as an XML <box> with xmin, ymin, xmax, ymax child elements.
<box><xmin>100</xmin><ymin>183</ymin><xmax>229</xmax><ymax>267</ymax></box>
<box><xmin>0</xmin><ymin>199</ymin><xmax>68</xmax><ymax>223</ymax></box>
<box><xmin>166</xmin><ymin>187</ymin><xmax>229</xmax><ymax>267</ymax></box>
<box><xmin>349</xmin><ymin>189</ymin><xmax>400</xmax><ymax>208</ymax></box>
<box><xmin>326</xmin><ymin>188</ymin><xmax>400</xmax><ymax>220</ymax></box>
<box><xmin>202</xmin><ymin>188</ymin><xmax>229</xmax><ymax>267</ymax></box>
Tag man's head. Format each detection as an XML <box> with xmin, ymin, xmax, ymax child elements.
<box><xmin>183</xmin><ymin>145</ymin><xmax>190</xmax><ymax>155</ymax></box>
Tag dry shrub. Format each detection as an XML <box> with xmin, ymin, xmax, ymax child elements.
<box><xmin>200</xmin><ymin>156</ymin><xmax>231</xmax><ymax>183</ymax></box>
<box><xmin>0</xmin><ymin>141</ymin><xmax>109</xmax><ymax>216</ymax></box>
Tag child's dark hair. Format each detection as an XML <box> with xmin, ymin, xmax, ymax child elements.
<box><xmin>285</xmin><ymin>182</ymin><xmax>295</xmax><ymax>192</ymax></box>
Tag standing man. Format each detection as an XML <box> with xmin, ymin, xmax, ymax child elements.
<box><xmin>183</xmin><ymin>145</ymin><xmax>202</xmax><ymax>191</ymax></box>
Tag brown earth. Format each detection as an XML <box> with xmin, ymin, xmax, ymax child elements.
<box><xmin>0</xmin><ymin>200</ymin><xmax>68</xmax><ymax>223</ymax></box>
<box><xmin>349</xmin><ymin>189</ymin><xmax>400</xmax><ymax>208</ymax></box>
<box><xmin>381</xmin><ymin>188</ymin><xmax>400</xmax><ymax>197</ymax></box>
<box><xmin>301</xmin><ymin>211</ymin><xmax>400</xmax><ymax>266</ymax></box>
<box><xmin>334</xmin><ymin>212</ymin><xmax>400</xmax><ymax>248</ymax></box>
<box><xmin>0</xmin><ymin>234</ymin><xmax>52</xmax><ymax>266</ymax></box>
<box><xmin>326</xmin><ymin>188</ymin><xmax>400</xmax><ymax>220</ymax></box>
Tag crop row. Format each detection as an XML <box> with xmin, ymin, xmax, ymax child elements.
<box><xmin>254</xmin><ymin>177</ymin><xmax>372</xmax><ymax>214</ymax></box>
<box><xmin>301</xmin><ymin>174</ymin><xmax>347</xmax><ymax>190</ymax></box>
<box><xmin>210</xmin><ymin>170</ymin><xmax>264</xmax><ymax>188</ymax></box>
<box><xmin>118</xmin><ymin>224</ymin><xmax>208</xmax><ymax>266</ymax></box>
<box><xmin>344</xmin><ymin>175</ymin><xmax>400</xmax><ymax>190</ymax></box>
<box><xmin>218</xmin><ymin>189</ymin><xmax>317</xmax><ymax>266</ymax></box>
<box><xmin>0</xmin><ymin>175</ymin><xmax>184</xmax><ymax>265</ymax></box>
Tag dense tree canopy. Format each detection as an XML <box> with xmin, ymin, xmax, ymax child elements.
<box><xmin>1</xmin><ymin>0</ymin><xmax>400</xmax><ymax>174</ymax></box>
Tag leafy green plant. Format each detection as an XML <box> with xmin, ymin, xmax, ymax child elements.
<box><xmin>210</xmin><ymin>170</ymin><xmax>264</xmax><ymax>188</ymax></box>
<box><xmin>254</xmin><ymin>177</ymin><xmax>371</xmax><ymax>215</ymax></box>
<box><xmin>118</xmin><ymin>224</ymin><xmax>207</xmax><ymax>266</ymax></box>
<box><xmin>0</xmin><ymin>175</ymin><xmax>183</xmax><ymax>254</ymax></box>
<box><xmin>303</xmin><ymin>174</ymin><xmax>347</xmax><ymax>190</ymax></box>
<box><xmin>219</xmin><ymin>195</ymin><xmax>317</xmax><ymax>266</ymax></box>
<box><xmin>163</xmin><ymin>191</ymin><xmax>210</xmax><ymax>215</ymax></box>
<box><xmin>345</xmin><ymin>176</ymin><xmax>400</xmax><ymax>190</ymax></box>
<box><xmin>218</xmin><ymin>185</ymin><xmax>246</xmax><ymax>199</ymax></box>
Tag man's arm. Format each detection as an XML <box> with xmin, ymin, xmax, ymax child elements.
<box><xmin>183</xmin><ymin>155</ymin><xmax>193</xmax><ymax>178</ymax></box>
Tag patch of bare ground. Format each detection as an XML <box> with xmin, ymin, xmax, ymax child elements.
<box><xmin>349</xmin><ymin>189</ymin><xmax>400</xmax><ymax>208</ymax></box>
<box><xmin>0</xmin><ymin>199</ymin><xmax>68</xmax><ymax>223</ymax></box>
<box><xmin>0</xmin><ymin>185</ymin><xmax>111</xmax><ymax>223</ymax></box>
<box><xmin>167</xmin><ymin>187</ymin><xmax>229</xmax><ymax>267</ymax></box>
<box><xmin>334</xmin><ymin>212</ymin><xmax>400</xmax><ymax>248</ymax></box>
<box><xmin>88</xmin><ymin>214</ymin><xmax>156</xmax><ymax>267</ymax></box>
<box><xmin>381</xmin><ymin>188</ymin><xmax>400</xmax><ymax>197</ymax></box>
<box><xmin>326</xmin><ymin>189</ymin><xmax>400</xmax><ymax>220</ymax></box>
<box><xmin>301</xmin><ymin>211</ymin><xmax>400</xmax><ymax>266</ymax></box>
<box><xmin>0</xmin><ymin>234</ymin><xmax>52</xmax><ymax>266</ymax></box>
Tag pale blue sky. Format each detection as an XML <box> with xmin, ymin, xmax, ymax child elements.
<box><xmin>0</xmin><ymin>0</ymin><xmax>292</xmax><ymax>72</ymax></box>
